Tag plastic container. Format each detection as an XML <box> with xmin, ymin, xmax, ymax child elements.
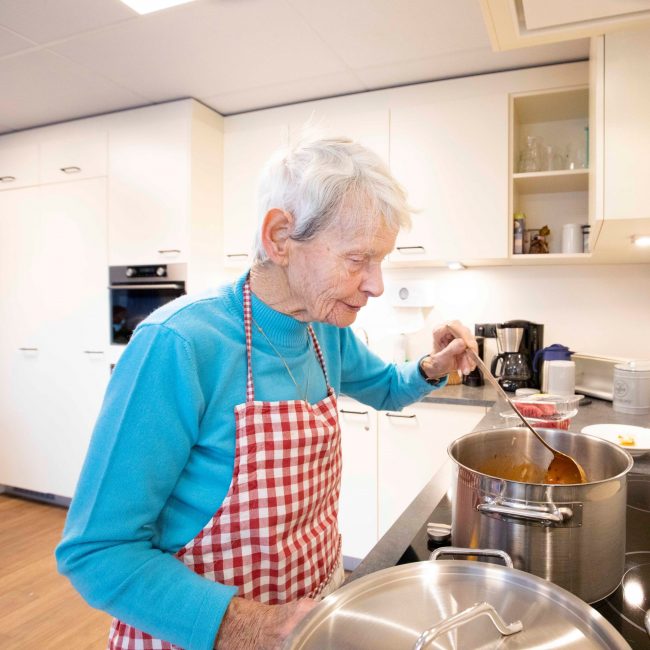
<box><xmin>500</xmin><ymin>393</ymin><xmax>582</xmax><ymax>425</ymax></box>
<box><xmin>501</xmin><ymin>412</ymin><xmax>572</xmax><ymax>430</ymax></box>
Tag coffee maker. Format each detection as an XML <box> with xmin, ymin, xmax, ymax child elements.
<box><xmin>475</xmin><ymin>320</ymin><xmax>544</xmax><ymax>391</ymax></box>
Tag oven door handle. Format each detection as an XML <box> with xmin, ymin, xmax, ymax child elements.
<box><xmin>109</xmin><ymin>283</ymin><xmax>185</xmax><ymax>290</ymax></box>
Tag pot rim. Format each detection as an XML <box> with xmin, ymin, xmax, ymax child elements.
<box><xmin>447</xmin><ymin>427</ymin><xmax>634</xmax><ymax>486</ymax></box>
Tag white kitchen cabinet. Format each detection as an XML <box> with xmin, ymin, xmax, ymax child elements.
<box><xmin>389</xmin><ymin>91</ymin><xmax>508</xmax><ymax>265</ymax></box>
<box><xmin>107</xmin><ymin>102</ymin><xmax>192</xmax><ymax>266</ymax></box>
<box><xmin>223</xmin><ymin>116</ymin><xmax>288</xmax><ymax>267</ymax></box>
<box><xmin>338</xmin><ymin>397</ymin><xmax>378</xmax><ymax>568</ymax></box>
<box><xmin>0</xmin><ymin>179</ymin><xmax>110</xmax><ymax>498</ymax></box>
<box><xmin>602</xmin><ymin>27</ymin><xmax>650</xmax><ymax>221</ymax></box>
<box><xmin>106</xmin><ymin>100</ymin><xmax>224</xmax><ymax>276</ymax></box>
<box><xmin>377</xmin><ymin>402</ymin><xmax>486</xmax><ymax>537</ymax></box>
<box><xmin>0</xmin><ymin>138</ymin><xmax>39</xmax><ymax>191</ymax></box>
<box><xmin>40</xmin><ymin>128</ymin><xmax>107</xmax><ymax>185</ymax></box>
<box><xmin>337</xmin><ymin>395</ymin><xmax>486</xmax><ymax>567</ymax></box>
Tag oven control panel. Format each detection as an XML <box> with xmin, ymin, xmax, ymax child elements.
<box><xmin>125</xmin><ymin>265</ymin><xmax>167</xmax><ymax>279</ymax></box>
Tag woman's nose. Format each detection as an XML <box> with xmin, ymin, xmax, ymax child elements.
<box><xmin>361</xmin><ymin>264</ymin><xmax>384</xmax><ymax>297</ymax></box>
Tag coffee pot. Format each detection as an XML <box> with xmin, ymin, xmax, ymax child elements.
<box><xmin>490</xmin><ymin>325</ymin><xmax>532</xmax><ymax>392</ymax></box>
<box><xmin>533</xmin><ymin>344</ymin><xmax>574</xmax><ymax>393</ymax></box>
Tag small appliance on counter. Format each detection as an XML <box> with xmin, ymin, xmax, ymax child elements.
<box><xmin>475</xmin><ymin>320</ymin><xmax>544</xmax><ymax>392</ymax></box>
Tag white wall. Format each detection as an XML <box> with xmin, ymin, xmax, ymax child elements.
<box><xmin>354</xmin><ymin>264</ymin><xmax>650</xmax><ymax>363</ymax></box>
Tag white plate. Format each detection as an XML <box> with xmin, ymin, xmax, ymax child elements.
<box><xmin>581</xmin><ymin>423</ymin><xmax>650</xmax><ymax>456</ymax></box>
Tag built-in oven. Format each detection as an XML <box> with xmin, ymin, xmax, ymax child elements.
<box><xmin>109</xmin><ymin>263</ymin><xmax>186</xmax><ymax>344</ymax></box>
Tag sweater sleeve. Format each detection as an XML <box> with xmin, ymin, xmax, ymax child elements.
<box><xmin>55</xmin><ymin>324</ymin><xmax>237</xmax><ymax>650</ymax></box>
<box><xmin>337</xmin><ymin>328</ymin><xmax>443</xmax><ymax>410</ymax></box>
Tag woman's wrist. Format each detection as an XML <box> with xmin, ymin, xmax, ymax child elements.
<box><xmin>418</xmin><ymin>355</ymin><xmax>449</xmax><ymax>385</ymax></box>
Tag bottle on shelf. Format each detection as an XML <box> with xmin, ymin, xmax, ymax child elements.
<box><xmin>513</xmin><ymin>212</ymin><xmax>526</xmax><ymax>254</ymax></box>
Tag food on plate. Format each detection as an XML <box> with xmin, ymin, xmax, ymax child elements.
<box><xmin>617</xmin><ymin>434</ymin><xmax>636</xmax><ymax>447</ymax></box>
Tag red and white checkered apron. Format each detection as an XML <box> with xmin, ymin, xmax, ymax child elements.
<box><xmin>108</xmin><ymin>279</ymin><xmax>342</xmax><ymax>649</ymax></box>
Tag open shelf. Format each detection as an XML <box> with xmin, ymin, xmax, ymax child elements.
<box><xmin>513</xmin><ymin>168</ymin><xmax>588</xmax><ymax>194</ymax></box>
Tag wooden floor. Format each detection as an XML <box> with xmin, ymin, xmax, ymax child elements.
<box><xmin>0</xmin><ymin>494</ymin><xmax>111</xmax><ymax>649</ymax></box>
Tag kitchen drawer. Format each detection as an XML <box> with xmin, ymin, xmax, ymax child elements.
<box><xmin>0</xmin><ymin>141</ymin><xmax>39</xmax><ymax>190</ymax></box>
<box><xmin>40</xmin><ymin>130</ymin><xmax>107</xmax><ymax>184</ymax></box>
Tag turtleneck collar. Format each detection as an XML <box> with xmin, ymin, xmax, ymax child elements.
<box><xmin>229</xmin><ymin>271</ymin><xmax>310</xmax><ymax>350</ymax></box>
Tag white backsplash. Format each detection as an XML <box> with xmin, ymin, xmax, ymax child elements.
<box><xmin>364</xmin><ymin>264</ymin><xmax>650</xmax><ymax>363</ymax></box>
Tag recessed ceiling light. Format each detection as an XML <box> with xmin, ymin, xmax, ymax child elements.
<box><xmin>632</xmin><ymin>235</ymin><xmax>650</xmax><ymax>248</ymax></box>
<box><xmin>446</xmin><ymin>261</ymin><xmax>466</xmax><ymax>271</ymax></box>
<box><xmin>119</xmin><ymin>0</ymin><xmax>197</xmax><ymax>15</ymax></box>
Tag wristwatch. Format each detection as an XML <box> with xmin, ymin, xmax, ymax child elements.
<box><xmin>418</xmin><ymin>356</ymin><xmax>448</xmax><ymax>387</ymax></box>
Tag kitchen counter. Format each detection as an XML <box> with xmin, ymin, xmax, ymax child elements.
<box><xmin>421</xmin><ymin>382</ymin><xmax>495</xmax><ymax>407</ymax></box>
<box><xmin>347</xmin><ymin>391</ymin><xmax>650</xmax><ymax>584</ymax></box>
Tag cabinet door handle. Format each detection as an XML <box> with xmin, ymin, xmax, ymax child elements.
<box><xmin>226</xmin><ymin>253</ymin><xmax>249</xmax><ymax>258</ymax></box>
<box><xmin>158</xmin><ymin>249</ymin><xmax>181</xmax><ymax>255</ymax></box>
<box><xmin>395</xmin><ymin>246</ymin><xmax>425</xmax><ymax>253</ymax></box>
<box><xmin>18</xmin><ymin>347</ymin><xmax>39</xmax><ymax>351</ymax></box>
<box><xmin>339</xmin><ymin>409</ymin><xmax>369</xmax><ymax>416</ymax></box>
<box><xmin>0</xmin><ymin>175</ymin><xmax>16</xmax><ymax>183</ymax></box>
<box><xmin>60</xmin><ymin>166</ymin><xmax>81</xmax><ymax>174</ymax></box>
<box><xmin>385</xmin><ymin>412</ymin><xmax>416</xmax><ymax>419</ymax></box>
<box><xmin>83</xmin><ymin>350</ymin><xmax>104</xmax><ymax>355</ymax></box>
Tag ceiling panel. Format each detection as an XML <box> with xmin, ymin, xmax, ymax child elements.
<box><xmin>355</xmin><ymin>38</ymin><xmax>590</xmax><ymax>88</ymax></box>
<box><xmin>289</xmin><ymin>0</ymin><xmax>490</xmax><ymax>68</ymax></box>
<box><xmin>50</xmin><ymin>0</ymin><xmax>347</xmax><ymax>101</ymax></box>
<box><xmin>0</xmin><ymin>49</ymin><xmax>148</xmax><ymax>131</ymax></box>
<box><xmin>202</xmin><ymin>70</ymin><xmax>366</xmax><ymax>116</ymax></box>
<box><xmin>0</xmin><ymin>0</ymin><xmax>136</xmax><ymax>44</ymax></box>
<box><xmin>0</xmin><ymin>25</ymin><xmax>35</xmax><ymax>57</ymax></box>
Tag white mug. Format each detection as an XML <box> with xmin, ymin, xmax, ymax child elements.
<box><xmin>546</xmin><ymin>360</ymin><xmax>576</xmax><ymax>397</ymax></box>
<box><xmin>562</xmin><ymin>223</ymin><xmax>584</xmax><ymax>254</ymax></box>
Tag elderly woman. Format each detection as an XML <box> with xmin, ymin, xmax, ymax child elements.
<box><xmin>56</xmin><ymin>137</ymin><xmax>476</xmax><ymax>649</ymax></box>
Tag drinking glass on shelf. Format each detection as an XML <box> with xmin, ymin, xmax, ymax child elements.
<box><xmin>542</xmin><ymin>144</ymin><xmax>565</xmax><ymax>171</ymax></box>
<box><xmin>565</xmin><ymin>142</ymin><xmax>587</xmax><ymax>170</ymax></box>
<box><xmin>519</xmin><ymin>135</ymin><xmax>542</xmax><ymax>173</ymax></box>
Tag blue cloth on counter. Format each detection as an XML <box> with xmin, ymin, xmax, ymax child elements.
<box><xmin>56</xmin><ymin>271</ymin><xmax>441</xmax><ymax>650</ymax></box>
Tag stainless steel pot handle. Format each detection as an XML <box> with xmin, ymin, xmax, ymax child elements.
<box><xmin>429</xmin><ymin>547</ymin><xmax>514</xmax><ymax>568</ymax></box>
<box><xmin>478</xmin><ymin>498</ymin><xmax>573</xmax><ymax>524</ymax></box>
<box><xmin>412</xmin><ymin>601</ymin><xmax>523</xmax><ymax>650</ymax></box>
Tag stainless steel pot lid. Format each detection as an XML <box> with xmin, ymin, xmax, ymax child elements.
<box><xmin>283</xmin><ymin>552</ymin><xmax>630</xmax><ymax>649</ymax></box>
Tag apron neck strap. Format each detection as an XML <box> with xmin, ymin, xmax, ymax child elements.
<box><xmin>243</xmin><ymin>279</ymin><xmax>331</xmax><ymax>401</ymax></box>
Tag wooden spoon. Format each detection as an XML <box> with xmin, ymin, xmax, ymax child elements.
<box><xmin>463</xmin><ymin>347</ymin><xmax>587</xmax><ymax>484</ymax></box>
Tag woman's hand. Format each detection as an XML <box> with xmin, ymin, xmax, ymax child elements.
<box><xmin>215</xmin><ymin>596</ymin><xmax>318</xmax><ymax>650</ymax></box>
<box><xmin>420</xmin><ymin>320</ymin><xmax>478</xmax><ymax>380</ymax></box>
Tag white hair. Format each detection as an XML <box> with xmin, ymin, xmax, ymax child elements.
<box><xmin>253</xmin><ymin>136</ymin><xmax>413</xmax><ymax>263</ymax></box>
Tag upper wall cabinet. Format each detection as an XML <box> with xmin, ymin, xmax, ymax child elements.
<box><xmin>40</xmin><ymin>128</ymin><xmax>107</xmax><ymax>185</ymax></box>
<box><xmin>589</xmin><ymin>29</ymin><xmax>650</xmax><ymax>263</ymax></box>
<box><xmin>222</xmin><ymin>115</ymin><xmax>288</xmax><ymax>268</ymax></box>
<box><xmin>106</xmin><ymin>100</ymin><xmax>224</xmax><ymax>279</ymax></box>
<box><xmin>390</xmin><ymin>84</ymin><xmax>508</xmax><ymax>265</ymax></box>
<box><xmin>0</xmin><ymin>138</ymin><xmax>39</xmax><ymax>190</ymax></box>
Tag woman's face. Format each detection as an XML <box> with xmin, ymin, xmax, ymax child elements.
<box><xmin>285</xmin><ymin>218</ymin><xmax>397</xmax><ymax>327</ymax></box>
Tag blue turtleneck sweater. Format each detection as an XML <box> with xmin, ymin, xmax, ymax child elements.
<box><xmin>56</xmin><ymin>272</ymin><xmax>442</xmax><ymax>649</ymax></box>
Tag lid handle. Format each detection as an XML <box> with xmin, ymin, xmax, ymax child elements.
<box><xmin>412</xmin><ymin>601</ymin><xmax>523</xmax><ymax>650</ymax></box>
<box><xmin>429</xmin><ymin>547</ymin><xmax>514</xmax><ymax>568</ymax></box>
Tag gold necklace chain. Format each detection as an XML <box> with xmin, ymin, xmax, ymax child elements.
<box><xmin>250</xmin><ymin>316</ymin><xmax>312</xmax><ymax>402</ymax></box>
<box><xmin>233</xmin><ymin>280</ymin><xmax>312</xmax><ymax>402</ymax></box>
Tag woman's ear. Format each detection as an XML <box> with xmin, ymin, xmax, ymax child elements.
<box><xmin>260</xmin><ymin>209</ymin><xmax>294</xmax><ymax>266</ymax></box>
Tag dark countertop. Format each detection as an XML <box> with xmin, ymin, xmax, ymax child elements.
<box><xmin>347</xmin><ymin>389</ymin><xmax>650</xmax><ymax>583</ymax></box>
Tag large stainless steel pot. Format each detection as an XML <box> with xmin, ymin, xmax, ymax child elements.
<box><xmin>283</xmin><ymin>549</ymin><xmax>631</xmax><ymax>649</ymax></box>
<box><xmin>448</xmin><ymin>427</ymin><xmax>634</xmax><ymax>603</ymax></box>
